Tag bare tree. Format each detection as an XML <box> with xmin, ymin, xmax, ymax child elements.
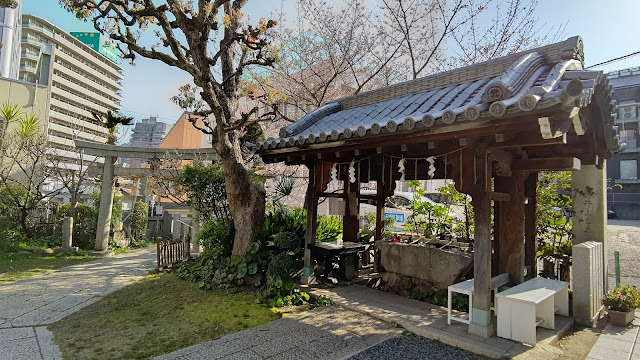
<box><xmin>62</xmin><ymin>0</ymin><xmax>283</xmax><ymax>255</ymax></box>
<box><xmin>0</xmin><ymin>121</ymin><xmax>68</xmax><ymax>237</ymax></box>
<box><xmin>265</xmin><ymin>0</ymin><xmax>560</xmax><ymax>114</ymax></box>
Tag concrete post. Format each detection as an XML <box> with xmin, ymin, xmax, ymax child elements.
<box><xmin>572</xmin><ymin>241</ymin><xmax>605</xmax><ymax>326</ymax></box>
<box><xmin>572</xmin><ymin>163</ymin><xmax>608</xmax><ymax>289</ymax></box>
<box><xmin>93</xmin><ymin>156</ymin><xmax>116</xmax><ymax>254</ymax></box>
<box><xmin>162</xmin><ymin>210</ymin><xmax>172</xmax><ymax>237</ymax></box>
<box><xmin>191</xmin><ymin>217</ymin><xmax>201</xmax><ymax>254</ymax></box>
<box><xmin>55</xmin><ymin>217</ymin><xmax>78</xmax><ymax>254</ymax></box>
<box><xmin>172</xmin><ymin>213</ymin><xmax>182</xmax><ymax>239</ymax></box>
<box><xmin>62</xmin><ymin>217</ymin><xmax>73</xmax><ymax>249</ymax></box>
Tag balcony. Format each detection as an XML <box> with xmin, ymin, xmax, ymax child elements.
<box><xmin>21</xmin><ymin>52</ymin><xmax>40</xmax><ymax>61</ymax></box>
<box><xmin>21</xmin><ymin>36</ymin><xmax>42</xmax><ymax>47</ymax></box>
<box><xmin>20</xmin><ymin>64</ymin><xmax>37</xmax><ymax>74</ymax></box>
<box><xmin>22</xmin><ymin>22</ymin><xmax>54</xmax><ymax>38</ymax></box>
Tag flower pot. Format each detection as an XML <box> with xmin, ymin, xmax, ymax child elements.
<box><xmin>608</xmin><ymin>309</ymin><xmax>636</xmax><ymax>326</ymax></box>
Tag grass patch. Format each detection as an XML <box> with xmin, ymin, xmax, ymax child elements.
<box><xmin>0</xmin><ymin>251</ymin><xmax>97</xmax><ymax>283</ymax></box>
<box><xmin>49</xmin><ymin>273</ymin><xmax>281</xmax><ymax>360</ymax></box>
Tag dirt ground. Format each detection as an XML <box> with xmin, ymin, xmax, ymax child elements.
<box><xmin>553</xmin><ymin>316</ymin><xmax>608</xmax><ymax>360</ymax></box>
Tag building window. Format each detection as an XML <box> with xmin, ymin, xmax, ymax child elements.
<box><xmin>620</xmin><ymin>160</ymin><xmax>638</xmax><ymax>180</ymax></box>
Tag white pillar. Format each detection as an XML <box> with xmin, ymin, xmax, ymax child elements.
<box><xmin>94</xmin><ymin>156</ymin><xmax>116</xmax><ymax>252</ymax></box>
<box><xmin>572</xmin><ymin>162</ymin><xmax>608</xmax><ymax>289</ymax></box>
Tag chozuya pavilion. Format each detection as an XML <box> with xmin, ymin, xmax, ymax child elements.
<box><xmin>253</xmin><ymin>36</ymin><xmax>619</xmax><ymax>337</ymax></box>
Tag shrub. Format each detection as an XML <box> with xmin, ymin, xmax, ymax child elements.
<box><xmin>258</xmin><ymin>207</ymin><xmax>306</xmax><ymax>244</ymax></box>
<box><xmin>267</xmin><ymin>252</ymin><xmax>297</xmax><ymax>277</ymax></box>
<box><xmin>197</xmin><ymin>218</ymin><xmax>235</xmax><ymax>258</ymax></box>
<box><xmin>603</xmin><ymin>285</ymin><xmax>640</xmax><ymax>312</ymax></box>
<box><xmin>273</xmin><ymin>231</ymin><xmax>301</xmax><ymax>252</ymax></box>
<box><xmin>56</xmin><ymin>203</ymin><xmax>98</xmax><ymax>249</ymax></box>
<box><xmin>316</xmin><ymin>215</ymin><xmax>342</xmax><ymax>242</ymax></box>
<box><xmin>129</xmin><ymin>201</ymin><xmax>148</xmax><ymax>245</ymax></box>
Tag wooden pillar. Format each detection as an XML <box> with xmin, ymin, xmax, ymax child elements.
<box><xmin>373</xmin><ymin>157</ymin><xmax>395</xmax><ymax>272</ymax></box>
<box><xmin>492</xmin><ymin>200</ymin><xmax>500</xmax><ymax>277</ymax></box>
<box><xmin>469</xmin><ymin>147</ymin><xmax>494</xmax><ymax>338</ymax></box>
<box><xmin>302</xmin><ymin>160</ymin><xmax>332</xmax><ymax>284</ymax></box>
<box><xmin>374</xmin><ymin>183</ymin><xmax>385</xmax><ymax>272</ymax></box>
<box><xmin>343</xmin><ymin>170</ymin><xmax>360</xmax><ymax>242</ymax></box>
<box><xmin>494</xmin><ymin>174</ymin><xmax>526</xmax><ymax>285</ymax></box>
<box><xmin>524</xmin><ymin>172</ymin><xmax>538</xmax><ymax>278</ymax></box>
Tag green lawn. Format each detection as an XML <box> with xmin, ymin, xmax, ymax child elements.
<box><xmin>49</xmin><ymin>273</ymin><xmax>281</xmax><ymax>360</ymax></box>
<box><xmin>0</xmin><ymin>251</ymin><xmax>97</xmax><ymax>283</ymax></box>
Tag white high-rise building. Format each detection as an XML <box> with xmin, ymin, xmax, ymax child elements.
<box><xmin>0</xmin><ymin>0</ymin><xmax>22</xmax><ymax>79</ymax></box>
<box><xmin>19</xmin><ymin>14</ymin><xmax>124</xmax><ymax>166</ymax></box>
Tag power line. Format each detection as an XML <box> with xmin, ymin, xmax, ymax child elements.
<box><xmin>585</xmin><ymin>51</ymin><xmax>640</xmax><ymax>69</ymax></box>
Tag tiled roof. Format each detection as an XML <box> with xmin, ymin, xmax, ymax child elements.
<box><xmin>254</xmin><ymin>37</ymin><xmax>616</xmax><ymax>153</ymax></box>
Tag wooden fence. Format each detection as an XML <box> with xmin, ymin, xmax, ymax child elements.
<box><xmin>157</xmin><ymin>234</ymin><xmax>190</xmax><ymax>269</ymax></box>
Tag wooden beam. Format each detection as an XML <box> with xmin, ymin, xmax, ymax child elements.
<box><xmin>491</xmin><ymin>192</ymin><xmax>511</xmax><ymax>202</ymax></box>
<box><xmin>491</xmin><ymin>133</ymin><xmax>567</xmax><ymax>149</ymax></box>
<box><xmin>488</xmin><ymin>149</ymin><xmax>514</xmax><ymax>164</ymax></box>
<box><xmin>538</xmin><ymin>116</ymin><xmax>572</xmax><ymax>140</ymax></box>
<box><xmin>512</xmin><ymin>157</ymin><xmax>581</xmax><ymax>171</ymax></box>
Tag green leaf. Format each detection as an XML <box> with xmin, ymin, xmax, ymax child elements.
<box><xmin>231</xmin><ymin>255</ymin><xmax>243</xmax><ymax>265</ymax></box>
<box><xmin>283</xmin><ymin>277</ymin><xmax>296</xmax><ymax>291</ymax></box>
<box><xmin>236</xmin><ymin>265</ymin><xmax>247</xmax><ymax>279</ymax></box>
<box><xmin>197</xmin><ymin>281</ymin><xmax>205</xmax><ymax>288</ymax></box>
<box><xmin>248</xmin><ymin>242</ymin><xmax>260</xmax><ymax>254</ymax></box>
<box><xmin>248</xmin><ymin>262</ymin><xmax>258</xmax><ymax>275</ymax></box>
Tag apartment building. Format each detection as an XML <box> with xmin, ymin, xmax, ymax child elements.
<box><xmin>0</xmin><ymin>1</ymin><xmax>22</xmax><ymax>79</ymax></box>
<box><xmin>19</xmin><ymin>14</ymin><xmax>123</xmax><ymax>167</ymax></box>
<box><xmin>607</xmin><ymin>66</ymin><xmax>640</xmax><ymax>219</ymax></box>
<box><xmin>129</xmin><ymin>116</ymin><xmax>169</xmax><ymax>148</ymax></box>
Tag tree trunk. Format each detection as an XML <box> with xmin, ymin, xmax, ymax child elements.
<box><xmin>217</xmin><ymin>134</ymin><xmax>265</xmax><ymax>256</ymax></box>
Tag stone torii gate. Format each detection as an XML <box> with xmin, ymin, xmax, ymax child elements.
<box><xmin>75</xmin><ymin>139</ymin><xmax>217</xmax><ymax>255</ymax></box>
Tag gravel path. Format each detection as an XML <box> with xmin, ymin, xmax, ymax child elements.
<box><xmin>348</xmin><ymin>332</ymin><xmax>487</xmax><ymax>360</ymax></box>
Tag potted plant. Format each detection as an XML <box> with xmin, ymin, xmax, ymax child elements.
<box><xmin>602</xmin><ymin>285</ymin><xmax>640</xmax><ymax>326</ymax></box>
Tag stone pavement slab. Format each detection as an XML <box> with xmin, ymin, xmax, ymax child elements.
<box><xmin>0</xmin><ymin>246</ymin><xmax>156</xmax><ymax>360</ymax></box>
<box><xmin>154</xmin><ymin>306</ymin><xmax>403</xmax><ymax>360</ymax></box>
<box><xmin>586</xmin><ymin>310</ymin><xmax>640</xmax><ymax>360</ymax></box>
<box><xmin>307</xmin><ymin>284</ymin><xmax>574</xmax><ymax>359</ymax></box>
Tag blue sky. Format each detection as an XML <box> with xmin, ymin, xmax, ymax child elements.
<box><xmin>22</xmin><ymin>0</ymin><xmax>640</xmax><ymax>127</ymax></box>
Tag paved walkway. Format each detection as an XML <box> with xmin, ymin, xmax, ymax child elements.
<box><xmin>586</xmin><ymin>310</ymin><xmax>640</xmax><ymax>360</ymax></box>
<box><xmin>0</xmin><ymin>246</ymin><xmax>156</xmax><ymax>360</ymax></box>
<box><xmin>307</xmin><ymin>285</ymin><xmax>573</xmax><ymax>359</ymax></box>
<box><xmin>155</xmin><ymin>306</ymin><xmax>403</xmax><ymax>360</ymax></box>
